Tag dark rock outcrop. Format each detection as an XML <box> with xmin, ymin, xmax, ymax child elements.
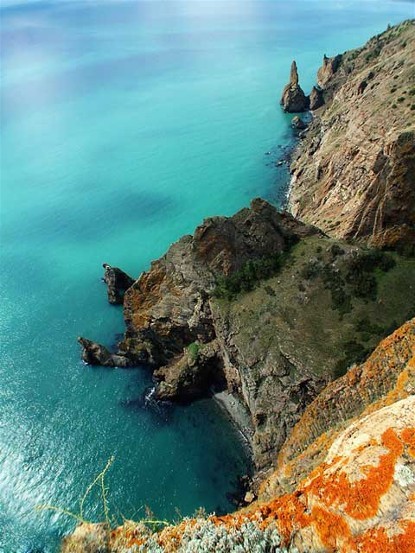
<box><xmin>309</xmin><ymin>85</ymin><xmax>324</xmax><ymax>110</ymax></box>
<box><xmin>291</xmin><ymin>116</ymin><xmax>307</xmax><ymax>130</ymax></box>
<box><xmin>102</xmin><ymin>263</ymin><xmax>135</xmax><ymax>305</ymax></box>
<box><xmin>77</xmin><ymin>337</ymin><xmax>131</xmax><ymax>368</ymax></box>
<box><xmin>154</xmin><ymin>340</ymin><xmax>226</xmax><ymax>402</ymax></box>
<box><xmin>280</xmin><ymin>61</ymin><xmax>309</xmax><ymax>113</ymax></box>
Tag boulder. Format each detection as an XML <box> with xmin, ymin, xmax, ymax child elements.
<box><xmin>280</xmin><ymin>61</ymin><xmax>309</xmax><ymax>113</ymax></box>
<box><xmin>291</xmin><ymin>116</ymin><xmax>307</xmax><ymax>130</ymax></box>
<box><xmin>102</xmin><ymin>263</ymin><xmax>135</xmax><ymax>305</ymax></box>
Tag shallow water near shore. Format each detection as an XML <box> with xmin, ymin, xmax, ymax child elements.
<box><xmin>1</xmin><ymin>1</ymin><xmax>413</xmax><ymax>551</ymax></box>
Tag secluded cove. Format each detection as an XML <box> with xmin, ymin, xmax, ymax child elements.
<box><xmin>1</xmin><ymin>1</ymin><xmax>414</xmax><ymax>552</ymax></box>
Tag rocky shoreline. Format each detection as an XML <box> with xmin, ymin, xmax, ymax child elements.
<box><xmin>69</xmin><ymin>20</ymin><xmax>415</xmax><ymax>553</ymax></box>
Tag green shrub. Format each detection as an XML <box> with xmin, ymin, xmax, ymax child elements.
<box><xmin>345</xmin><ymin>250</ymin><xmax>395</xmax><ymax>301</ymax></box>
<box><xmin>187</xmin><ymin>342</ymin><xmax>200</xmax><ymax>362</ymax></box>
<box><xmin>213</xmin><ymin>254</ymin><xmax>286</xmax><ymax>300</ymax></box>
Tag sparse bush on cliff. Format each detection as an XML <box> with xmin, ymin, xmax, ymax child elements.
<box><xmin>187</xmin><ymin>342</ymin><xmax>200</xmax><ymax>362</ymax></box>
<box><xmin>345</xmin><ymin>249</ymin><xmax>395</xmax><ymax>301</ymax></box>
<box><xmin>213</xmin><ymin>254</ymin><xmax>286</xmax><ymax>300</ymax></box>
<box><xmin>137</xmin><ymin>519</ymin><xmax>292</xmax><ymax>553</ymax></box>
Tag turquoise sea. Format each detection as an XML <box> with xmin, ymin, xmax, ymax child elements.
<box><xmin>1</xmin><ymin>1</ymin><xmax>414</xmax><ymax>551</ymax></box>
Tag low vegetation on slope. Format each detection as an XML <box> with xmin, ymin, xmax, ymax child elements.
<box><xmin>62</xmin><ymin>319</ymin><xmax>415</xmax><ymax>551</ymax></box>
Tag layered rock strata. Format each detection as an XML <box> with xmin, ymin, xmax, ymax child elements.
<box><xmin>288</xmin><ymin>20</ymin><xmax>415</xmax><ymax>248</ymax></box>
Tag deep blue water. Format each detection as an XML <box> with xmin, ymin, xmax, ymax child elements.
<box><xmin>1</xmin><ymin>1</ymin><xmax>414</xmax><ymax>551</ymax></box>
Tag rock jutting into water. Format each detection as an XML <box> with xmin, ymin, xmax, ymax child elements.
<box><xmin>280</xmin><ymin>60</ymin><xmax>309</xmax><ymax>113</ymax></box>
<box><xmin>77</xmin><ymin>337</ymin><xmax>131</xmax><ymax>368</ymax></box>
<box><xmin>66</xmin><ymin>21</ymin><xmax>415</xmax><ymax>552</ymax></box>
<box><xmin>102</xmin><ymin>263</ymin><xmax>135</xmax><ymax>305</ymax></box>
<box><xmin>63</xmin><ymin>321</ymin><xmax>415</xmax><ymax>552</ymax></box>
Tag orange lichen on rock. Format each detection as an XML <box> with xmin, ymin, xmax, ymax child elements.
<box><xmin>262</xmin><ymin>319</ymin><xmax>415</xmax><ymax>499</ymax></box>
<box><xmin>356</xmin><ymin>521</ymin><xmax>415</xmax><ymax>553</ymax></box>
<box><xmin>242</xmin><ymin>399</ymin><xmax>415</xmax><ymax>552</ymax></box>
<box><xmin>62</xmin><ymin>324</ymin><xmax>415</xmax><ymax>553</ymax></box>
<box><xmin>402</xmin><ymin>428</ymin><xmax>415</xmax><ymax>458</ymax></box>
<box><xmin>62</xmin><ymin>400</ymin><xmax>415</xmax><ymax>553</ymax></box>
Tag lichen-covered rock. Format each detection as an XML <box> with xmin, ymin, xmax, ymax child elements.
<box><xmin>289</xmin><ymin>20</ymin><xmax>415</xmax><ymax>248</ymax></box>
<box><xmin>261</xmin><ymin>318</ymin><xmax>415</xmax><ymax>497</ymax></box>
<box><xmin>61</xmin><ymin>393</ymin><xmax>415</xmax><ymax>552</ymax></box>
<box><xmin>280</xmin><ymin>61</ymin><xmax>309</xmax><ymax>113</ymax></box>
<box><xmin>102</xmin><ymin>263</ymin><xmax>135</xmax><ymax>305</ymax></box>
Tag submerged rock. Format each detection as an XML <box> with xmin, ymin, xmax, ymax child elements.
<box><xmin>280</xmin><ymin>61</ymin><xmax>309</xmax><ymax>113</ymax></box>
<box><xmin>102</xmin><ymin>263</ymin><xmax>135</xmax><ymax>305</ymax></box>
<box><xmin>77</xmin><ymin>337</ymin><xmax>131</xmax><ymax>368</ymax></box>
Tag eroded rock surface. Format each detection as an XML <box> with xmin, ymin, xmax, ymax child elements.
<box><xmin>289</xmin><ymin>20</ymin><xmax>415</xmax><ymax>248</ymax></box>
<box><xmin>62</xmin><ymin>356</ymin><xmax>415</xmax><ymax>553</ymax></box>
<box><xmin>280</xmin><ymin>60</ymin><xmax>309</xmax><ymax>113</ymax></box>
<box><xmin>102</xmin><ymin>263</ymin><xmax>135</xmax><ymax>305</ymax></box>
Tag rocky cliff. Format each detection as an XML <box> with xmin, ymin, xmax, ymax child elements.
<box><xmin>79</xmin><ymin>197</ymin><xmax>415</xmax><ymax>472</ymax></box>
<box><xmin>68</xmin><ymin>21</ymin><xmax>415</xmax><ymax>552</ymax></box>
<box><xmin>289</xmin><ymin>20</ymin><xmax>415</xmax><ymax>248</ymax></box>
<box><xmin>280</xmin><ymin>60</ymin><xmax>309</xmax><ymax>113</ymax></box>
<box><xmin>63</xmin><ymin>321</ymin><xmax>415</xmax><ymax>552</ymax></box>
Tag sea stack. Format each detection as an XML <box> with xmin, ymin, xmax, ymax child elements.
<box><xmin>280</xmin><ymin>60</ymin><xmax>309</xmax><ymax>112</ymax></box>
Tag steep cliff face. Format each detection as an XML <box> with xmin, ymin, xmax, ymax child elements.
<box><xmin>261</xmin><ymin>318</ymin><xmax>415</xmax><ymax>499</ymax></box>
<box><xmin>289</xmin><ymin>20</ymin><xmax>415</xmax><ymax>248</ymax></box>
<box><xmin>80</xmin><ymin>198</ymin><xmax>415</xmax><ymax>471</ymax></box>
<box><xmin>62</xmin><ymin>376</ymin><xmax>415</xmax><ymax>552</ymax></box>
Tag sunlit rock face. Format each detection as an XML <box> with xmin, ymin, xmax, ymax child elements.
<box><xmin>62</xmin><ymin>320</ymin><xmax>415</xmax><ymax>553</ymax></box>
<box><xmin>289</xmin><ymin>21</ymin><xmax>415</xmax><ymax>249</ymax></box>
<box><xmin>280</xmin><ymin>61</ymin><xmax>309</xmax><ymax>113</ymax></box>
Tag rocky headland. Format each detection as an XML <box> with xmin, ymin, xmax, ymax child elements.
<box><xmin>69</xmin><ymin>21</ymin><xmax>415</xmax><ymax>552</ymax></box>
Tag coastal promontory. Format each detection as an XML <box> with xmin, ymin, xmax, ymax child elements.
<box><xmin>67</xmin><ymin>21</ymin><xmax>415</xmax><ymax>553</ymax></box>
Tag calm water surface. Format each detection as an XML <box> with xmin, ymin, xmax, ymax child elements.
<box><xmin>1</xmin><ymin>1</ymin><xmax>413</xmax><ymax>551</ymax></box>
